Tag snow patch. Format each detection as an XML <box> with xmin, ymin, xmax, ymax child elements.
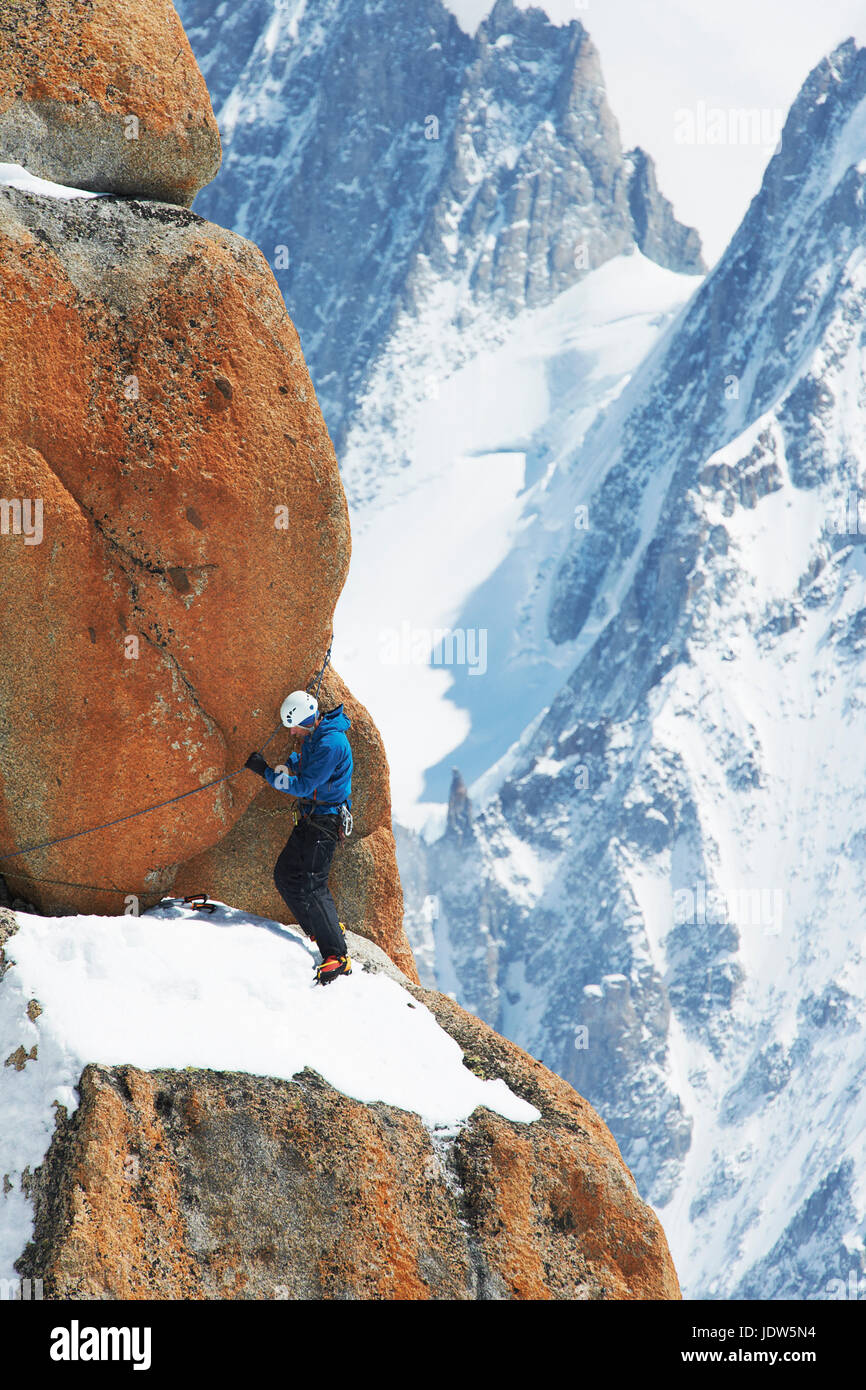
<box><xmin>0</xmin><ymin>901</ymin><xmax>539</xmax><ymax>1281</ymax></box>
<box><xmin>0</xmin><ymin>164</ymin><xmax>104</xmax><ymax>201</ymax></box>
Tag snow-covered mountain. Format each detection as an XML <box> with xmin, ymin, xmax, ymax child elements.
<box><xmin>177</xmin><ymin>0</ymin><xmax>703</xmax><ymax>453</ymax></box>
<box><xmin>339</xmin><ymin>249</ymin><xmax>702</xmax><ymax>811</ymax></box>
<box><xmin>408</xmin><ymin>38</ymin><xmax>866</xmax><ymax>1298</ymax></box>
<box><xmin>174</xmin><ymin>0</ymin><xmax>866</xmax><ymax>1299</ymax></box>
<box><xmin>176</xmin><ymin>0</ymin><xmax>705</xmax><ymax>809</ymax></box>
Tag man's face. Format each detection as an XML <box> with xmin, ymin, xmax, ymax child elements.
<box><xmin>294</xmin><ymin>717</ymin><xmax>319</xmax><ymax>740</ymax></box>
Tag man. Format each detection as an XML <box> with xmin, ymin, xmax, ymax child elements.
<box><xmin>245</xmin><ymin>690</ymin><xmax>353</xmax><ymax>985</ymax></box>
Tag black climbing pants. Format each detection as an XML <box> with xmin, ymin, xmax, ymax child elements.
<box><xmin>273</xmin><ymin>814</ymin><xmax>347</xmax><ymax>960</ymax></box>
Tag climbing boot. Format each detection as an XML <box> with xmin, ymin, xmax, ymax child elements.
<box><xmin>315</xmin><ymin>954</ymin><xmax>352</xmax><ymax>986</ymax></box>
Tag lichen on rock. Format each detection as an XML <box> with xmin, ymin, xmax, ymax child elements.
<box><xmin>0</xmin><ymin>0</ymin><xmax>221</xmax><ymax>204</ymax></box>
<box><xmin>0</xmin><ymin>188</ymin><xmax>411</xmax><ymax>973</ymax></box>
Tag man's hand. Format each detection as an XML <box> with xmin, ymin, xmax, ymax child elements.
<box><xmin>244</xmin><ymin>751</ymin><xmax>269</xmax><ymax>778</ymax></box>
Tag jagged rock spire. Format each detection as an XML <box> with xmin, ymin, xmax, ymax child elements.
<box><xmin>446</xmin><ymin>767</ymin><xmax>474</xmax><ymax>841</ymax></box>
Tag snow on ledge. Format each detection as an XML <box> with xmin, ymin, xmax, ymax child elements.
<box><xmin>0</xmin><ymin>901</ymin><xmax>539</xmax><ymax>1281</ymax></box>
<box><xmin>0</xmin><ymin>163</ymin><xmax>105</xmax><ymax>201</ymax></box>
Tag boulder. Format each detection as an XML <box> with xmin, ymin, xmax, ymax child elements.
<box><xmin>16</xmin><ymin>945</ymin><xmax>680</xmax><ymax>1299</ymax></box>
<box><xmin>0</xmin><ymin>0</ymin><xmax>221</xmax><ymax>204</ymax></box>
<box><xmin>0</xmin><ymin>188</ymin><xmax>413</xmax><ymax>974</ymax></box>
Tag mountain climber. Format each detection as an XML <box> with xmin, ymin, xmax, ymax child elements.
<box><xmin>244</xmin><ymin>691</ymin><xmax>353</xmax><ymax>985</ymax></box>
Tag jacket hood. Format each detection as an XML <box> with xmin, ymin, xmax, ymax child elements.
<box><xmin>317</xmin><ymin>703</ymin><xmax>351</xmax><ymax>734</ymax></box>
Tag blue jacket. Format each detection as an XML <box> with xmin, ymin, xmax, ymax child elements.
<box><xmin>265</xmin><ymin>704</ymin><xmax>353</xmax><ymax>812</ymax></box>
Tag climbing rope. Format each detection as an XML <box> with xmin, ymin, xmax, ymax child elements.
<box><xmin>0</xmin><ymin>636</ymin><xmax>335</xmax><ymax>898</ymax></box>
<box><xmin>311</xmin><ymin>632</ymin><xmax>333</xmax><ymax>701</ymax></box>
<box><xmin>2</xmin><ymin>873</ymin><xmax>135</xmax><ymax>898</ymax></box>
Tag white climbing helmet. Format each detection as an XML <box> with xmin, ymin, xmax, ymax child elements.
<box><xmin>280</xmin><ymin>690</ymin><xmax>319</xmax><ymax>728</ymax></box>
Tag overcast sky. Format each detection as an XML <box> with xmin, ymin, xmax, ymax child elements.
<box><xmin>445</xmin><ymin>0</ymin><xmax>866</xmax><ymax>264</ymax></box>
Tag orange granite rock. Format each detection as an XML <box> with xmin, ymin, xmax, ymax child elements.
<box><xmin>0</xmin><ymin>189</ymin><xmax>412</xmax><ymax>974</ymax></box>
<box><xmin>17</xmin><ymin>967</ymin><xmax>680</xmax><ymax>1300</ymax></box>
<box><xmin>0</xmin><ymin>0</ymin><xmax>221</xmax><ymax>203</ymax></box>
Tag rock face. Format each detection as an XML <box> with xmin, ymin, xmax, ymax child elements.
<box><xmin>15</xmin><ymin>935</ymin><xmax>679</xmax><ymax>1300</ymax></box>
<box><xmin>0</xmin><ymin>0</ymin><xmax>221</xmax><ymax>204</ymax></box>
<box><xmin>0</xmin><ymin>187</ymin><xmax>411</xmax><ymax>975</ymax></box>
<box><xmin>625</xmin><ymin>147</ymin><xmax>706</xmax><ymax>275</ymax></box>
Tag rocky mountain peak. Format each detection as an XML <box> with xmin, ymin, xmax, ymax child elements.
<box><xmin>625</xmin><ymin>146</ymin><xmax>706</xmax><ymax>274</ymax></box>
<box><xmin>446</xmin><ymin>767</ymin><xmax>475</xmax><ymax>842</ymax></box>
<box><xmin>2</xmin><ymin>906</ymin><xmax>681</xmax><ymax>1300</ymax></box>
<box><xmin>478</xmin><ymin>0</ymin><xmax>585</xmax><ymax>48</ymax></box>
<box><xmin>413</xmin><ymin>35</ymin><xmax>866</xmax><ymax>1296</ymax></box>
<box><xmin>177</xmin><ymin>0</ymin><xmax>704</xmax><ymax>446</ymax></box>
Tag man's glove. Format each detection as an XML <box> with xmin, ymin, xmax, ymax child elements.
<box><xmin>244</xmin><ymin>751</ymin><xmax>269</xmax><ymax>778</ymax></box>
